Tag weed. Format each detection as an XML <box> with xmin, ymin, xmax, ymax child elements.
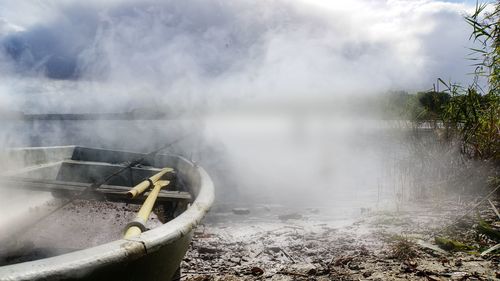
<box><xmin>389</xmin><ymin>235</ymin><xmax>419</xmax><ymax>261</ymax></box>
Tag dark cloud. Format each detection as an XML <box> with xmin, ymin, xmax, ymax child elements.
<box><xmin>0</xmin><ymin>0</ymin><xmax>478</xmax><ymax>113</ymax></box>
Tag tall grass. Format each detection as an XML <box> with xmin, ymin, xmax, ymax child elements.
<box><xmin>442</xmin><ymin>1</ymin><xmax>499</xmax><ymax>161</ymax></box>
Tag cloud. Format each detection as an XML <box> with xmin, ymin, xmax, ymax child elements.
<box><xmin>0</xmin><ymin>0</ymin><xmax>478</xmax><ymax>113</ymax></box>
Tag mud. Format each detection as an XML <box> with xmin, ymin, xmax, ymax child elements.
<box><xmin>0</xmin><ymin>199</ymin><xmax>163</xmax><ymax>265</ymax></box>
<box><xmin>182</xmin><ymin>200</ymin><xmax>500</xmax><ymax>280</ymax></box>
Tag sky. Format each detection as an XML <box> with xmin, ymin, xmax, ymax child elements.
<box><xmin>0</xmin><ymin>0</ymin><xmax>487</xmax><ymax>113</ymax></box>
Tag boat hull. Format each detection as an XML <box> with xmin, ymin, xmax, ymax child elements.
<box><xmin>0</xmin><ymin>146</ymin><xmax>214</xmax><ymax>281</ymax></box>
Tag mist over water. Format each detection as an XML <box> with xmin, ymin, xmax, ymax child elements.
<box><xmin>0</xmin><ymin>114</ymin><xmax>405</xmax><ymax>214</ymax></box>
<box><xmin>204</xmin><ymin>113</ymin><xmax>398</xmax><ymax>206</ymax></box>
<box><xmin>0</xmin><ymin>0</ymin><xmax>479</xmax><ymax>217</ymax></box>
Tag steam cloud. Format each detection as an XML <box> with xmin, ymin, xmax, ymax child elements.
<box><xmin>0</xmin><ymin>0</ymin><xmax>480</xmax><ymax>207</ymax></box>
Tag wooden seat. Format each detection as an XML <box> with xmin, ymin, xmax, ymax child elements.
<box><xmin>0</xmin><ymin>177</ymin><xmax>192</xmax><ymax>204</ymax></box>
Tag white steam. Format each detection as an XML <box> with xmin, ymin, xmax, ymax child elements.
<box><xmin>0</xmin><ymin>0</ymin><xmax>479</xmax><ymax>209</ymax></box>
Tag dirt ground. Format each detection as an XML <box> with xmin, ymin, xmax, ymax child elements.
<box><xmin>181</xmin><ymin>200</ymin><xmax>500</xmax><ymax>281</ymax></box>
<box><xmin>0</xmin><ymin>199</ymin><xmax>162</xmax><ymax>265</ymax></box>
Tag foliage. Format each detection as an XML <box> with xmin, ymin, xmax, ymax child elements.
<box><xmin>416</xmin><ymin>91</ymin><xmax>450</xmax><ymax>120</ymax></box>
<box><xmin>466</xmin><ymin>1</ymin><xmax>499</xmax><ymax>92</ymax></box>
<box><xmin>440</xmin><ymin>83</ymin><xmax>499</xmax><ymax>160</ymax></box>
<box><xmin>477</xmin><ymin>218</ymin><xmax>500</xmax><ymax>241</ymax></box>
<box><xmin>434</xmin><ymin>237</ymin><xmax>475</xmax><ymax>251</ymax></box>
<box><xmin>439</xmin><ymin>1</ymin><xmax>500</xmax><ymax>161</ymax></box>
<box><xmin>383</xmin><ymin>90</ymin><xmax>451</xmax><ymax>122</ymax></box>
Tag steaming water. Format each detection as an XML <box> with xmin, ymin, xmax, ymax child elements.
<box><xmin>0</xmin><ymin>113</ymin><xmax>403</xmax><ymax>219</ymax></box>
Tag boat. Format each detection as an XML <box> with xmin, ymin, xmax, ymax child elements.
<box><xmin>0</xmin><ymin>145</ymin><xmax>214</xmax><ymax>281</ymax></box>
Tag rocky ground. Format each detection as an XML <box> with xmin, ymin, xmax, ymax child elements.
<box><xmin>181</xmin><ymin>200</ymin><xmax>500</xmax><ymax>281</ymax></box>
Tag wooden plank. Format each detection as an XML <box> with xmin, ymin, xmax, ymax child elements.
<box><xmin>0</xmin><ymin>177</ymin><xmax>192</xmax><ymax>204</ymax></box>
<box><xmin>62</xmin><ymin>159</ymin><xmax>163</xmax><ymax>172</ymax></box>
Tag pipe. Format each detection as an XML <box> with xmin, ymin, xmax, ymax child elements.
<box><xmin>126</xmin><ymin>168</ymin><xmax>173</xmax><ymax>199</ymax></box>
<box><xmin>124</xmin><ymin>180</ymin><xmax>170</xmax><ymax>239</ymax></box>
